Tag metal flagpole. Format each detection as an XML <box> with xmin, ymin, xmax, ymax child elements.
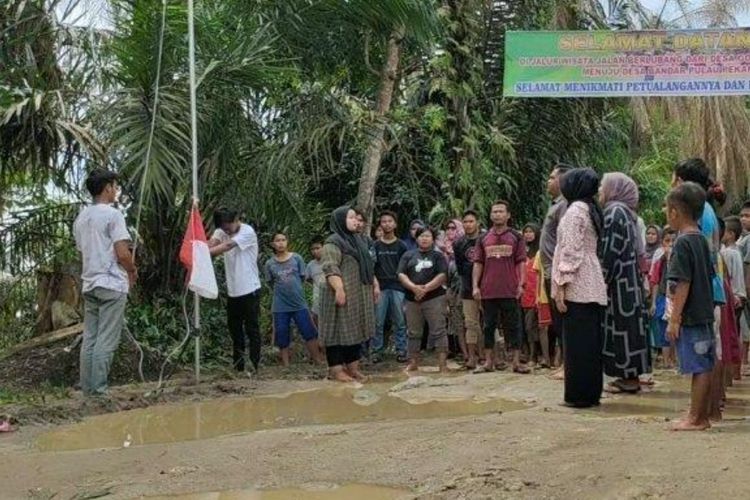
<box><xmin>187</xmin><ymin>0</ymin><xmax>200</xmax><ymax>382</ymax></box>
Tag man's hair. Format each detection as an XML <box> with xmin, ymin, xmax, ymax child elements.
<box><xmin>724</xmin><ymin>216</ymin><xmax>742</xmax><ymax>240</ymax></box>
<box><xmin>85</xmin><ymin>169</ymin><xmax>119</xmax><ymax>197</ymax></box>
<box><xmin>310</xmin><ymin>238</ymin><xmax>324</xmax><ymax>247</ymax></box>
<box><xmin>415</xmin><ymin>226</ymin><xmax>436</xmax><ymax>239</ymax></box>
<box><xmin>666</xmin><ymin>182</ymin><xmax>706</xmax><ymax>222</ymax></box>
<box><xmin>379</xmin><ymin>210</ymin><xmax>398</xmax><ymax>224</ymax></box>
<box><xmin>490</xmin><ymin>200</ymin><xmax>511</xmax><ymax>212</ymax></box>
<box><xmin>662</xmin><ymin>225</ymin><xmax>677</xmax><ymax>239</ymax></box>
<box><xmin>213</xmin><ymin>208</ymin><xmax>239</xmax><ymax>228</ymax></box>
<box><xmin>462</xmin><ymin>209</ymin><xmax>479</xmax><ymax>219</ymax></box>
<box><xmin>742</xmin><ymin>200</ymin><xmax>750</xmax><ymax>212</ymax></box>
<box><xmin>673</xmin><ymin>158</ymin><xmax>710</xmax><ymax>189</ymax></box>
<box><xmin>553</xmin><ymin>163</ymin><xmax>574</xmax><ymax>175</ymax></box>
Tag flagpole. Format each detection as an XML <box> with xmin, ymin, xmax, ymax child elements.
<box><xmin>187</xmin><ymin>0</ymin><xmax>200</xmax><ymax>382</ymax></box>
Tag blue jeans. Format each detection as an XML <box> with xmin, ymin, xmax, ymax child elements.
<box><xmin>374</xmin><ymin>288</ymin><xmax>407</xmax><ymax>356</ymax></box>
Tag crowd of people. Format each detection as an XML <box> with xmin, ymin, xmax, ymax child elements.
<box><xmin>74</xmin><ymin>157</ymin><xmax>750</xmax><ymax>431</ymax></box>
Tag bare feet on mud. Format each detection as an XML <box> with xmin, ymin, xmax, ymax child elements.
<box><xmin>330</xmin><ymin>370</ymin><xmax>354</xmax><ymax>383</ymax></box>
<box><xmin>670</xmin><ymin>417</ymin><xmax>711</xmax><ymax>431</ymax></box>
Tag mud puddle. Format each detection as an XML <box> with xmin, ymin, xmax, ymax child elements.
<box><xmin>37</xmin><ymin>382</ymin><xmax>528</xmax><ymax>451</ymax></box>
<box><xmin>590</xmin><ymin>375</ymin><xmax>750</xmax><ymax>420</ymax></box>
<box><xmin>145</xmin><ymin>483</ymin><xmax>409</xmax><ymax>499</ymax></box>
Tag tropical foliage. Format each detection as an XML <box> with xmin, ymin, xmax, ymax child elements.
<box><xmin>2</xmin><ymin>0</ymin><xmax>750</xmax><ymax>357</ymax></box>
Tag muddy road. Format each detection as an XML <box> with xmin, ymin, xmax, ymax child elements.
<box><xmin>2</xmin><ymin>366</ymin><xmax>750</xmax><ymax>499</ymax></box>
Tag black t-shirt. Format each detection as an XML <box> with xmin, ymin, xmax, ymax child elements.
<box><xmin>374</xmin><ymin>238</ymin><xmax>408</xmax><ymax>291</ymax></box>
<box><xmin>397</xmin><ymin>249</ymin><xmax>448</xmax><ymax>302</ymax></box>
<box><xmin>453</xmin><ymin>234</ymin><xmax>481</xmax><ymax>299</ymax></box>
<box><xmin>667</xmin><ymin>232</ymin><xmax>715</xmax><ymax>327</ymax></box>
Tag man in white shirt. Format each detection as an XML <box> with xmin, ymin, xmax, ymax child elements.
<box><xmin>73</xmin><ymin>169</ymin><xmax>136</xmax><ymax>396</ymax></box>
<box><xmin>209</xmin><ymin>208</ymin><xmax>261</xmax><ymax>373</ymax></box>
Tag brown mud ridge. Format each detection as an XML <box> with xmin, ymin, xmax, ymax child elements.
<box><xmin>3</xmin><ymin>364</ymin><xmax>750</xmax><ymax>499</ymax></box>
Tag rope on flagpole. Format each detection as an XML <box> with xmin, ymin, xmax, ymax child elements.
<box><xmin>121</xmin><ymin>0</ymin><xmax>170</xmax><ymax>386</ymax></box>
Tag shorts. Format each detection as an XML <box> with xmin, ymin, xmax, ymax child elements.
<box><xmin>650</xmin><ymin>295</ymin><xmax>670</xmax><ymax>349</ymax></box>
<box><xmin>273</xmin><ymin>309</ymin><xmax>318</xmax><ymax>348</ymax></box>
<box><xmin>523</xmin><ymin>308</ymin><xmax>539</xmax><ymax>343</ymax></box>
<box><xmin>676</xmin><ymin>323</ymin><xmax>716</xmax><ymax>375</ymax></box>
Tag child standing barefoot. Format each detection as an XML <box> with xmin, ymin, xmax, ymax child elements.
<box><xmin>665</xmin><ymin>183</ymin><xmax>717</xmax><ymax>431</ymax></box>
<box><xmin>265</xmin><ymin>233</ymin><xmax>324</xmax><ymax>367</ymax></box>
<box><xmin>649</xmin><ymin>227</ymin><xmax>677</xmax><ymax>368</ymax></box>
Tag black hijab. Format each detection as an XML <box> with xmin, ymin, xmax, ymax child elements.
<box><xmin>559</xmin><ymin>168</ymin><xmax>603</xmax><ymax>237</ymax></box>
<box><xmin>326</xmin><ymin>205</ymin><xmax>375</xmax><ymax>285</ymax></box>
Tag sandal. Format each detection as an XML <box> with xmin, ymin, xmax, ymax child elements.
<box><xmin>549</xmin><ymin>369</ymin><xmax>565</xmax><ymax>381</ymax></box>
<box><xmin>513</xmin><ymin>364</ymin><xmax>531</xmax><ymax>374</ymax></box>
<box><xmin>472</xmin><ymin>365</ymin><xmax>495</xmax><ymax>374</ymax></box>
<box><xmin>604</xmin><ymin>379</ymin><xmax>640</xmax><ymax>394</ymax></box>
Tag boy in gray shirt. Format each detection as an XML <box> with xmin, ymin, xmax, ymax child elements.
<box><xmin>73</xmin><ymin>169</ymin><xmax>136</xmax><ymax>396</ymax></box>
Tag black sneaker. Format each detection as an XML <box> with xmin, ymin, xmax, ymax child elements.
<box><xmin>396</xmin><ymin>354</ymin><xmax>408</xmax><ymax>363</ymax></box>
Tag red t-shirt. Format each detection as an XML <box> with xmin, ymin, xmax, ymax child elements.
<box><xmin>473</xmin><ymin>228</ymin><xmax>526</xmax><ymax>299</ymax></box>
<box><xmin>521</xmin><ymin>257</ymin><xmax>538</xmax><ymax>308</ymax></box>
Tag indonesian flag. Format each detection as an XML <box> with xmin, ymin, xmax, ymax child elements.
<box><xmin>179</xmin><ymin>206</ymin><xmax>218</xmax><ymax>299</ymax></box>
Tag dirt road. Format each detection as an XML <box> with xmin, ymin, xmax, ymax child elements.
<box><xmin>2</xmin><ymin>367</ymin><xmax>750</xmax><ymax>499</ymax></box>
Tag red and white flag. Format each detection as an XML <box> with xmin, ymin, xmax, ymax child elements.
<box><xmin>179</xmin><ymin>206</ymin><xmax>218</xmax><ymax>299</ymax></box>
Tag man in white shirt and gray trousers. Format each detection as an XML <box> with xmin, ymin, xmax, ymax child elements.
<box><xmin>74</xmin><ymin>169</ymin><xmax>137</xmax><ymax>396</ymax></box>
<box><xmin>209</xmin><ymin>208</ymin><xmax>261</xmax><ymax>374</ymax></box>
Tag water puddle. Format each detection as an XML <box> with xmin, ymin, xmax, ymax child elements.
<box><xmin>145</xmin><ymin>483</ymin><xmax>409</xmax><ymax>500</ymax></box>
<box><xmin>37</xmin><ymin>383</ymin><xmax>528</xmax><ymax>451</ymax></box>
<box><xmin>590</xmin><ymin>375</ymin><xmax>750</xmax><ymax>420</ymax></box>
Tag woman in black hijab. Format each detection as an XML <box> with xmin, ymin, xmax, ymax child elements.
<box><xmin>319</xmin><ymin>206</ymin><xmax>378</xmax><ymax>382</ymax></box>
<box><xmin>551</xmin><ymin>168</ymin><xmax>608</xmax><ymax>408</ymax></box>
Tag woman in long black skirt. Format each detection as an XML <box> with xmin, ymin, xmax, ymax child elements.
<box><xmin>551</xmin><ymin>168</ymin><xmax>608</xmax><ymax>407</ymax></box>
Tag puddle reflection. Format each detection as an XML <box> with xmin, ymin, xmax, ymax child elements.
<box><xmin>37</xmin><ymin>384</ymin><xmax>527</xmax><ymax>451</ymax></box>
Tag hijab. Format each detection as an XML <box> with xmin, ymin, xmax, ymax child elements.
<box><xmin>559</xmin><ymin>167</ymin><xmax>603</xmax><ymax>237</ymax></box>
<box><xmin>522</xmin><ymin>223</ymin><xmax>541</xmax><ymax>258</ymax></box>
<box><xmin>645</xmin><ymin>224</ymin><xmax>662</xmax><ymax>261</ymax></box>
<box><xmin>601</xmin><ymin>172</ymin><xmax>645</xmax><ymax>258</ymax></box>
<box><xmin>403</xmin><ymin>218</ymin><xmax>425</xmax><ymax>251</ymax></box>
<box><xmin>436</xmin><ymin>218</ymin><xmax>465</xmax><ymax>260</ymax></box>
<box><xmin>326</xmin><ymin>205</ymin><xmax>374</xmax><ymax>285</ymax></box>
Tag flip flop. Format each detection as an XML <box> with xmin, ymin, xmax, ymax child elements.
<box><xmin>605</xmin><ymin>379</ymin><xmax>640</xmax><ymax>394</ymax></box>
<box><xmin>513</xmin><ymin>365</ymin><xmax>531</xmax><ymax>374</ymax></box>
<box><xmin>472</xmin><ymin>365</ymin><xmax>495</xmax><ymax>374</ymax></box>
<box><xmin>603</xmin><ymin>382</ymin><xmax>623</xmax><ymax>394</ymax></box>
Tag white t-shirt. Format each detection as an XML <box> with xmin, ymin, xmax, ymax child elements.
<box><xmin>211</xmin><ymin>223</ymin><xmax>260</xmax><ymax>297</ymax></box>
<box><xmin>74</xmin><ymin>204</ymin><xmax>132</xmax><ymax>294</ymax></box>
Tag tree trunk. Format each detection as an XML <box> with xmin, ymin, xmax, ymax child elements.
<box><xmin>356</xmin><ymin>28</ymin><xmax>404</xmax><ymax>226</ymax></box>
<box><xmin>35</xmin><ymin>267</ymin><xmax>81</xmax><ymax>334</ymax></box>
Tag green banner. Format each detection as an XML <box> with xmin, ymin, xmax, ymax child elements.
<box><xmin>504</xmin><ymin>29</ymin><xmax>750</xmax><ymax>97</ymax></box>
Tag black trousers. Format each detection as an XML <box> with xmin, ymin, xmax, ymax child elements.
<box><xmin>562</xmin><ymin>302</ymin><xmax>604</xmax><ymax>406</ymax></box>
<box><xmin>482</xmin><ymin>298</ymin><xmax>522</xmax><ymax>350</ymax></box>
<box><xmin>227</xmin><ymin>290</ymin><xmax>261</xmax><ymax>371</ymax></box>
<box><xmin>326</xmin><ymin>344</ymin><xmax>361</xmax><ymax>367</ymax></box>
<box><xmin>544</xmin><ymin>278</ymin><xmax>564</xmax><ymax>354</ymax></box>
